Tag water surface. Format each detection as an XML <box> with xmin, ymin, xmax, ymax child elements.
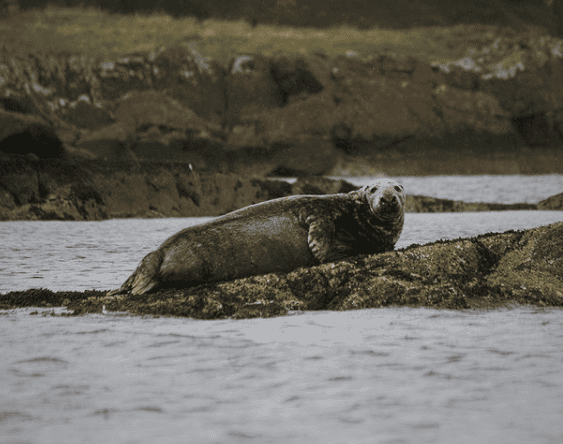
<box><xmin>1</xmin><ymin>175</ymin><xmax>563</xmax><ymax>443</ymax></box>
<box><xmin>1</xmin><ymin>306</ymin><xmax>562</xmax><ymax>444</ymax></box>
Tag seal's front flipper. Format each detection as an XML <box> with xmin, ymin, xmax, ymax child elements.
<box><xmin>307</xmin><ymin>217</ymin><xmax>355</xmax><ymax>263</ymax></box>
<box><xmin>110</xmin><ymin>250</ymin><xmax>163</xmax><ymax>296</ymax></box>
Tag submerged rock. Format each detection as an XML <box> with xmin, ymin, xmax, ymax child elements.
<box><xmin>1</xmin><ymin>223</ymin><xmax>561</xmax><ymax>318</ymax></box>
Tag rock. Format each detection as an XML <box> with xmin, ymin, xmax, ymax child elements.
<box><xmin>434</xmin><ymin>35</ymin><xmax>563</xmax><ymax>147</ymax></box>
<box><xmin>291</xmin><ymin>177</ymin><xmax>358</xmax><ymax>195</ymax></box>
<box><xmin>151</xmin><ymin>43</ymin><xmax>226</xmax><ymax>125</ymax></box>
<box><xmin>329</xmin><ymin>54</ymin><xmax>440</xmax><ymax>147</ymax></box>
<box><xmin>252</xmin><ymin>93</ymin><xmax>340</xmax><ymax>145</ymax></box>
<box><xmin>0</xmin><ymin>109</ymin><xmax>65</xmax><ymax>159</ymax></box>
<box><xmin>2</xmin><ymin>160</ymin><xmax>561</xmax><ymax>221</ymax></box>
<box><xmin>0</xmin><ymin>154</ymin><xmax>276</xmax><ymax>220</ymax></box>
<box><xmin>194</xmin><ymin>173</ymin><xmax>268</xmax><ymax>215</ymax></box>
<box><xmin>92</xmin><ymin>171</ymin><xmax>151</xmax><ymax>218</ymax></box>
<box><xmin>431</xmin><ymin>86</ymin><xmax>511</xmax><ymax>136</ymax></box>
<box><xmin>0</xmin><ymin>156</ymin><xmax>110</xmax><ymax>220</ymax></box>
<box><xmin>3</xmin><ymin>223</ymin><xmax>561</xmax><ymax>317</ymax></box>
<box><xmin>59</xmin><ymin>95</ymin><xmax>114</xmax><ymax>131</ymax></box>
<box><xmin>512</xmin><ymin>112</ymin><xmax>559</xmax><ymax>147</ymax></box>
<box><xmin>146</xmin><ymin>168</ymin><xmax>183</xmax><ymax>217</ymax></box>
<box><xmin>224</xmin><ymin>54</ymin><xmax>283</xmax><ymax>130</ymax></box>
<box><xmin>0</xmin><ymin>94</ymin><xmax>36</xmax><ymax>114</ymax></box>
<box><xmin>76</xmin><ymin>122</ymin><xmax>139</xmax><ymax>167</ymax></box>
<box><xmin>0</xmin><ymin>188</ymin><xmax>16</xmax><ymax>220</ymax></box>
<box><xmin>478</xmin><ymin>37</ymin><xmax>563</xmax><ymax>117</ymax></box>
<box><xmin>76</xmin><ymin>90</ymin><xmax>228</xmax><ymax>168</ymax></box>
<box><xmin>96</xmin><ymin>54</ymin><xmax>153</xmax><ymax>100</ymax></box>
<box><xmin>115</xmin><ymin>90</ymin><xmax>226</xmax><ymax>167</ymax></box>
<box><xmin>269</xmin><ymin>56</ymin><xmax>325</xmax><ymax>105</ymax></box>
<box><xmin>405</xmin><ymin>195</ymin><xmax>538</xmax><ymax>212</ymax></box>
<box><xmin>82</xmin><ymin>167</ymin><xmax>270</xmax><ymax>219</ymax></box>
<box><xmin>0</xmin><ymin>289</ymin><xmax>107</xmax><ymax>310</ymax></box>
<box><xmin>114</xmin><ymin>90</ymin><xmax>208</xmax><ymax>131</ymax></box>
<box><xmin>250</xmin><ymin>178</ymin><xmax>293</xmax><ymax>200</ymax></box>
<box><xmin>267</xmin><ymin>136</ymin><xmax>339</xmax><ymax>177</ymax></box>
<box><xmin>0</xmin><ymin>156</ymin><xmax>41</xmax><ymax>205</ymax></box>
<box><xmin>538</xmin><ymin>192</ymin><xmax>563</xmax><ymax>210</ymax></box>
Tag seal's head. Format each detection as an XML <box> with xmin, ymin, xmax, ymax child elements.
<box><xmin>360</xmin><ymin>178</ymin><xmax>406</xmax><ymax>222</ymax></box>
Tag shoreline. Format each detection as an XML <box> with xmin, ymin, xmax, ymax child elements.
<box><xmin>1</xmin><ymin>157</ymin><xmax>562</xmax><ymax>221</ymax></box>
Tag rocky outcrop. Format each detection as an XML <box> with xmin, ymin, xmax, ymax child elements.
<box><xmin>2</xmin><ymin>222</ymin><xmax>562</xmax><ymax>317</ymax></box>
<box><xmin>1</xmin><ymin>30</ymin><xmax>563</xmax><ymax>176</ymax></box>
<box><xmin>538</xmin><ymin>192</ymin><xmax>563</xmax><ymax>210</ymax></box>
<box><xmin>0</xmin><ymin>157</ymin><xmax>558</xmax><ymax>221</ymax></box>
<box><xmin>405</xmin><ymin>195</ymin><xmax>538</xmax><ymax>212</ymax></box>
<box><xmin>0</xmin><ymin>155</ymin><xmax>270</xmax><ymax>220</ymax></box>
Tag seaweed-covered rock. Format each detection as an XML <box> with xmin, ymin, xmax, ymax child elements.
<box><xmin>2</xmin><ymin>223</ymin><xmax>561</xmax><ymax>317</ymax></box>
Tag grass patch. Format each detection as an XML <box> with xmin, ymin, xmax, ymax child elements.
<box><xmin>0</xmin><ymin>5</ymin><xmax>512</xmax><ymax>63</ymax></box>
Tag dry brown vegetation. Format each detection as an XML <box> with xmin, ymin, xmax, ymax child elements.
<box><xmin>0</xmin><ymin>5</ymin><xmax>530</xmax><ymax>62</ymax></box>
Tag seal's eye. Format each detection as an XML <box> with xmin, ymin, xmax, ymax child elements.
<box><xmin>370</xmin><ymin>186</ymin><xmax>378</xmax><ymax>193</ymax></box>
<box><xmin>394</xmin><ymin>186</ymin><xmax>403</xmax><ymax>192</ymax></box>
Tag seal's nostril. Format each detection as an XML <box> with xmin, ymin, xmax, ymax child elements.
<box><xmin>381</xmin><ymin>194</ymin><xmax>397</xmax><ymax>205</ymax></box>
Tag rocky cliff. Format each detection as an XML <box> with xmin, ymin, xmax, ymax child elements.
<box><xmin>2</xmin><ymin>5</ymin><xmax>563</xmax><ymax>218</ymax></box>
<box><xmin>1</xmin><ymin>22</ymin><xmax>563</xmax><ymax>178</ymax></box>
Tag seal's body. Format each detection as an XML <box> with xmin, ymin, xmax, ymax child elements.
<box><xmin>112</xmin><ymin>178</ymin><xmax>405</xmax><ymax>295</ymax></box>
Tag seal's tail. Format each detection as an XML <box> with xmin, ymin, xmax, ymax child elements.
<box><xmin>107</xmin><ymin>250</ymin><xmax>163</xmax><ymax>296</ymax></box>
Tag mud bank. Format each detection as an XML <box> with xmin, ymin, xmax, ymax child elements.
<box><xmin>1</xmin><ymin>222</ymin><xmax>561</xmax><ymax>318</ymax></box>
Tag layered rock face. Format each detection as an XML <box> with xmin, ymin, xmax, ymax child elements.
<box><xmin>1</xmin><ymin>31</ymin><xmax>563</xmax><ymax>176</ymax></box>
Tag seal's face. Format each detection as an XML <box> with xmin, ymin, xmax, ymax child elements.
<box><xmin>362</xmin><ymin>179</ymin><xmax>406</xmax><ymax>220</ymax></box>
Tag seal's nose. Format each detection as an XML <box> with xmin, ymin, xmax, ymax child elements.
<box><xmin>380</xmin><ymin>191</ymin><xmax>397</xmax><ymax>204</ymax></box>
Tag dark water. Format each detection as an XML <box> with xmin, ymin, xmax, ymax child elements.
<box><xmin>1</xmin><ymin>175</ymin><xmax>563</xmax><ymax>443</ymax></box>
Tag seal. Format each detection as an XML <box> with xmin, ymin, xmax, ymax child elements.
<box><xmin>111</xmin><ymin>178</ymin><xmax>405</xmax><ymax>295</ymax></box>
